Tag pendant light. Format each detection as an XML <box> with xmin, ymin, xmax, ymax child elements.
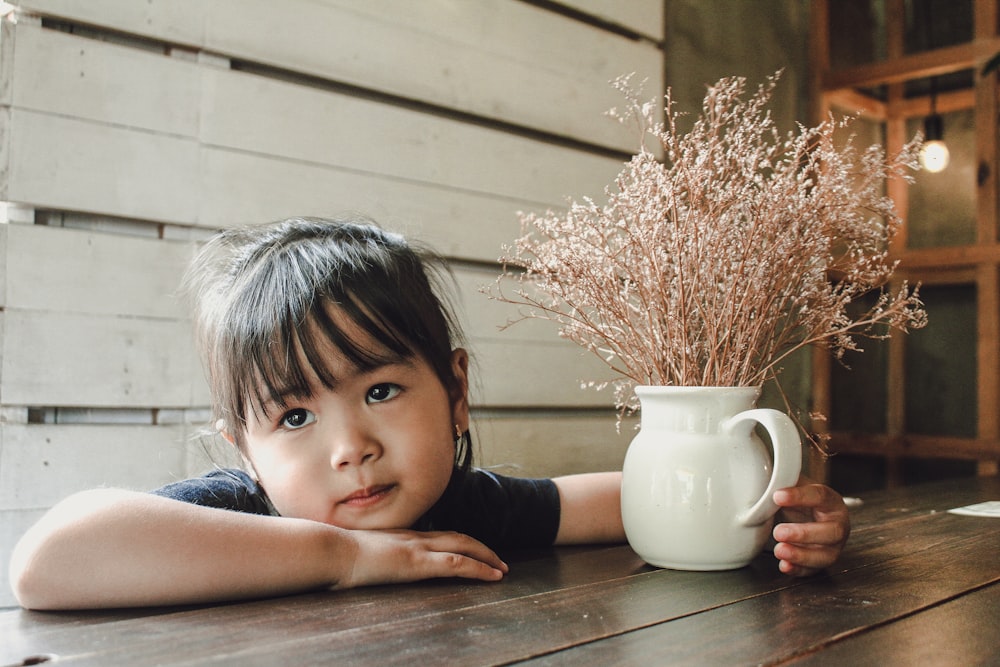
<box><xmin>920</xmin><ymin>115</ymin><xmax>949</xmax><ymax>172</ymax></box>
<box><xmin>919</xmin><ymin>81</ymin><xmax>950</xmax><ymax>173</ymax></box>
<box><xmin>918</xmin><ymin>2</ymin><xmax>948</xmax><ymax>175</ymax></box>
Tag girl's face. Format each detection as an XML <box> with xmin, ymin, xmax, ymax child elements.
<box><xmin>238</xmin><ymin>335</ymin><xmax>469</xmax><ymax>530</ymax></box>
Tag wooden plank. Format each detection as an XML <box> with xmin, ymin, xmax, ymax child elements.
<box><xmin>826</xmin><ymin>431</ymin><xmax>1000</xmax><ymax>460</ymax></box>
<box><xmin>520</xmin><ymin>522</ymin><xmax>1000</xmax><ymax>665</ymax></box>
<box><xmin>807</xmin><ymin>0</ymin><xmax>829</xmax><ymax>123</ymax></box>
<box><xmin>17</xmin><ymin>0</ymin><xmax>663</xmax><ymax>150</ymax></box>
<box><xmin>16</xmin><ymin>0</ymin><xmax>206</xmax><ymax>47</ymax></box>
<box><xmin>0</xmin><ymin>225</ymin><xmax>6</xmax><ymax>310</ymax></box>
<box><xmin>4</xmin><ymin>25</ymin><xmax>630</xmax><ymax>249</ymax></box>
<box><xmin>0</xmin><ymin>423</ymin><xmax>188</xmax><ymax>510</ymax></box>
<box><xmin>3</xmin><ymin>22</ymin><xmax>634</xmax><ymax>257</ymax></box>
<box><xmin>0</xmin><ymin>309</ymin><xmax>205</xmax><ymax>408</ymax></box>
<box><xmin>198</xmin><ymin>66</ymin><xmax>627</xmax><ymax>207</ymax></box>
<box><xmin>0</xmin><ymin>545</ymin><xmax>648</xmax><ymax>661</ymax></box>
<box><xmin>453</xmin><ymin>264</ymin><xmax>608</xmax><ymax>344</ymax></box>
<box><xmin>470</xmin><ymin>339</ymin><xmax>619</xmax><ymax>408</ymax></box>
<box><xmin>204</xmin><ymin>0</ymin><xmax>661</xmax><ymax>150</ymax></box>
<box><xmin>0</xmin><ymin>106</ymin><xmax>11</xmax><ymax>203</ymax></box>
<box><xmin>4</xmin><ymin>109</ymin><xmax>200</xmax><ymax>223</ymax></box>
<box><xmin>92</xmin><ymin>516</ymin><xmax>1000</xmax><ymax>664</ymax></box>
<box><xmin>0</xmin><ymin>19</ymin><xmax>14</xmax><ymax>107</ymax></box>
<box><xmin>0</xmin><ymin>509</ymin><xmax>44</xmax><ymax>608</ymax></box>
<box><xmin>453</xmin><ymin>268</ymin><xmax>644</xmax><ymax>409</ymax></box>
<box><xmin>786</xmin><ymin>583</ymin><xmax>1000</xmax><ymax>665</ymax></box>
<box><xmin>823</xmin><ymin>39</ymin><xmax>1000</xmax><ymax>91</ymax></box>
<box><xmin>3</xmin><ymin>111</ymin><xmax>605</xmax><ymax>262</ymax></box>
<box><xmin>3</xmin><ymin>224</ymin><xmax>194</xmax><ymax>318</ymax></box>
<box><xmin>977</xmin><ymin>264</ymin><xmax>1000</xmax><ymax>447</ymax></box>
<box><xmin>10</xmin><ymin>21</ymin><xmax>200</xmax><ymax>136</ymax></box>
<box><xmin>10</xmin><ymin>24</ymin><xmax>629</xmax><ymax>208</ymax></box>
<box><xmin>843</xmin><ymin>475</ymin><xmax>1000</xmax><ymax>528</ymax></box>
<box><xmin>0</xmin><ymin>303</ymin><xmax>613</xmax><ymax>411</ymax></box>
<box><xmin>197</xmin><ymin>148</ymin><xmax>526</xmax><ymax>263</ymax></box>
<box><xmin>825</xmin><ymin>87</ymin><xmax>887</xmax><ymax>118</ymax></box>
<box><xmin>2</xmin><ymin>479</ymin><xmax>997</xmax><ymax>662</ymax></box>
<box><xmin>0</xmin><ymin>249</ymin><xmax>628</xmax><ymax>412</ymax></box>
<box><xmin>890</xmin><ymin>87</ymin><xmax>975</xmax><ymax>119</ymax></box>
<box><xmin>474</xmin><ymin>410</ymin><xmax>634</xmax><ymax>478</ymax></box>
<box><xmin>554</xmin><ymin>0</ymin><xmax>665</xmax><ymax>40</ymax></box>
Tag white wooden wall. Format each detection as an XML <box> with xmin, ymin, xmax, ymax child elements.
<box><xmin>0</xmin><ymin>0</ymin><xmax>664</xmax><ymax>605</ymax></box>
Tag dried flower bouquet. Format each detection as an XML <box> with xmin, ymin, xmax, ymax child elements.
<box><xmin>489</xmin><ymin>73</ymin><xmax>927</xmax><ymax>414</ymax></box>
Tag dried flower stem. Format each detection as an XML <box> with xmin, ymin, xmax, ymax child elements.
<box><xmin>488</xmin><ymin>72</ymin><xmax>927</xmax><ymax>414</ymax></box>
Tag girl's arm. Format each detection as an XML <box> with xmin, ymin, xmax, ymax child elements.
<box><xmin>10</xmin><ymin>488</ymin><xmax>507</xmax><ymax>610</ymax></box>
<box><xmin>552</xmin><ymin>472</ymin><xmax>625</xmax><ymax>544</ymax></box>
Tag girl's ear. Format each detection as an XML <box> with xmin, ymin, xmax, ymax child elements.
<box><xmin>449</xmin><ymin>348</ymin><xmax>471</xmax><ymax>432</ymax></box>
<box><xmin>217</xmin><ymin>419</ymin><xmax>260</xmax><ymax>480</ymax></box>
<box><xmin>216</xmin><ymin>419</ymin><xmax>236</xmax><ymax>446</ymax></box>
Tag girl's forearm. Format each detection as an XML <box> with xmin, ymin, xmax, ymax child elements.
<box><xmin>552</xmin><ymin>472</ymin><xmax>625</xmax><ymax>545</ymax></box>
<box><xmin>10</xmin><ymin>489</ymin><xmax>352</xmax><ymax>610</ymax></box>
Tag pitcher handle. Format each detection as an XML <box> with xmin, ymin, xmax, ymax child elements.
<box><xmin>723</xmin><ymin>408</ymin><xmax>803</xmax><ymax>527</ymax></box>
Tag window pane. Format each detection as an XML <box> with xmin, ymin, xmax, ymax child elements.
<box><xmin>904</xmin><ymin>0</ymin><xmax>973</xmax><ymax>54</ymax></box>
<box><xmin>830</xmin><ymin>292</ymin><xmax>889</xmax><ymax>433</ymax></box>
<box><xmin>830</xmin><ymin>0</ymin><xmax>885</xmax><ymax>69</ymax></box>
<box><xmin>906</xmin><ymin>108</ymin><xmax>977</xmax><ymax>248</ymax></box>
<box><xmin>904</xmin><ymin>283</ymin><xmax>977</xmax><ymax>436</ymax></box>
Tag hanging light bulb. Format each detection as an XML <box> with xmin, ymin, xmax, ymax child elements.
<box><xmin>919</xmin><ymin>84</ymin><xmax>949</xmax><ymax>173</ymax></box>
<box><xmin>920</xmin><ymin>113</ymin><xmax>950</xmax><ymax>173</ymax></box>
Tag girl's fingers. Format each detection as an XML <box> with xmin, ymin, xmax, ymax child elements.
<box><xmin>773</xmin><ymin>541</ymin><xmax>837</xmax><ymax>575</ymax></box>
<box><xmin>422</xmin><ymin>531</ymin><xmax>509</xmax><ymax>575</ymax></box>
<box><xmin>773</xmin><ymin>519</ymin><xmax>848</xmax><ymax>547</ymax></box>
<box><xmin>425</xmin><ymin>551</ymin><xmax>506</xmax><ymax>581</ymax></box>
<box><xmin>770</xmin><ymin>481</ymin><xmax>851</xmax><ymax>576</ymax></box>
<box><xmin>774</xmin><ymin>483</ymin><xmax>847</xmax><ymax>514</ymax></box>
<box><xmin>345</xmin><ymin>529</ymin><xmax>508</xmax><ymax>588</ymax></box>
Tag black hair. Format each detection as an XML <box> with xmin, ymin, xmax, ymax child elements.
<box><xmin>184</xmin><ymin>216</ymin><xmax>472</xmax><ymax>470</ymax></box>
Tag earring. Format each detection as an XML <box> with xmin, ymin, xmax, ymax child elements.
<box><xmin>453</xmin><ymin>424</ymin><xmax>463</xmax><ymax>442</ymax></box>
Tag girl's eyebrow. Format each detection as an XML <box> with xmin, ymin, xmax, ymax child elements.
<box><xmin>352</xmin><ymin>355</ymin><xmax>419</xmax><ymax>379</ymax></box>
<box><xmin>259</xmin><ymin>355</ymin><xmax>418</xmax><ymax>412</ymax></box>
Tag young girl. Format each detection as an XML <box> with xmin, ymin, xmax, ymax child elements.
<box><xmin>10</xmin><ymin>216</ymin><xmax>850</xmax><ymax>610</ymax></box>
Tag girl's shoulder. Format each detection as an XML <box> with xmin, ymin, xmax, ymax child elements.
<box><xmin>149</xmin><ymin>468</ymin><xmax>276</xmax><ymax>516</ymax></box>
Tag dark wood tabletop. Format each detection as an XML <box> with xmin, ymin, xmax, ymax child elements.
<box><xmin>3</xmin><ymin>475</ymin><xmax>1000</xmax><ymax>666</ymax></box>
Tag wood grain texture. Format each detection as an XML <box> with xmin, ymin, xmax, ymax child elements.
<box><xmin>2</xmin><ymin>223</ymin><xmax>194</xmax><ymax>318</ymax></box>
<box><xmin>3</xmin><ymin>22</ymin><xmax>629</xmax><ymax>252</ymax></box>
<box><xmin>786</xmin><ymin>582</ymin><xmax>1000</xmax><ymax>665</ymax></box>
<box><xmin>0</xmin><ymin>423</ymin><xmax>188</xmax><ymax>510</ymax></box>
<box><xmin>3</xmin><ymin>477</ymin><xmax>998</xmax><ymax>665</ymax></box>
<box><xmin>0</xmin><ymin>309</ymin><xmax>204</xmax><ymax>407</ymax></box>
<box><xmin>16</xmin><ymin>0</ymin><xmax>662</xmax><ymax>150</ymax></box>
<box><xmin>554</xmin><ymin>0</ymin><xmax>665</xmax><ymax>40</ymax></box>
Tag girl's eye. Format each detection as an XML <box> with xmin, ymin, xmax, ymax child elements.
<box><xmin>279</xmin><ymin>408</ymin><xmax>316</xmax><ymax>430</ymax></box>
<box><xmin>366</xmin><ymin>383</ymin><xmax>401</xmax><ymax>404</ymax></box>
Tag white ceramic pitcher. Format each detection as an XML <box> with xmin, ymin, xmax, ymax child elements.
<box><xmin>621</xmin><ymin>385</ymin><xmax>802</xmax><ymax>570</ymax></box>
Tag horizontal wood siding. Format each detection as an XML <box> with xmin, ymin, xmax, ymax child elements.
<box><xmin>554</xmin><ymin>0</ymin><xmax>665</xmax><ymax>40</ymax></box>
<box><xmin>0</xmin><ymin>0</ymin><xmax>665</xmax><ymax>606</ymax></box>
<box><xmin>16</xmin><ymin>0</ymin><xmax>664</xmax><ymax>150</ymax></box>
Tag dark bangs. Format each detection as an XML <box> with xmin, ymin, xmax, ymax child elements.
<box><xmin>213</xmin><ymin>218</ymin><xmax>461</xmax><ymax>435</ymax></box>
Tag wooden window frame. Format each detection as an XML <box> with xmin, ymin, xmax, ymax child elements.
<box><xmin>808</xmin><ymin>0</ymin><xmax>1000</xmax><ymax>484</ymax></box>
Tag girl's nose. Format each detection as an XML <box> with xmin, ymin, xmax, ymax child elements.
<box><xmin>329</xmin><ymin>426</ymin><xmax>382</xmax><ymax>469</ymax></box>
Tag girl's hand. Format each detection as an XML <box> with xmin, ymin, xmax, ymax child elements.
<box><xmin>342</xmin><ymin>529</ymin><xmax>508</xmax><ymax>588</ymax></box>
<box><xmin>771</xmin><ymin>480</ymin><xmax>851</xmax><ymax>577</ymax></box>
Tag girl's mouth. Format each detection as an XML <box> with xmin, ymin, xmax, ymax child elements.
<box><xmin>339</xmin><ymin>484</ymin><xmax>395</xmax><ymax>508</ymax></box>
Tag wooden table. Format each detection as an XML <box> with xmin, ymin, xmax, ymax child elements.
<box><xmin>4</xmin><ymin>476</ymin><xmax>1000</xmax><ymax>666</ymax></box>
